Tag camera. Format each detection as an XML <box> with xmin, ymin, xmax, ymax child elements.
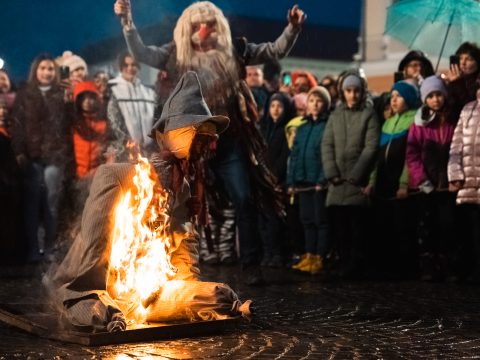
<box><xmin>60</xmin><ymin>66</ymin><xmax>70</xmax><ymax>80</ymax></box>
<box><xmin>450</xmin><ymin>55</ymin><xmax>460</xmax><ymax>67</ymax></box>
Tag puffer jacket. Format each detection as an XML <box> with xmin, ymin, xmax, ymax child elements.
<box><xmin>406</xmin><ymin>107</ymin><xmax>456</xmax><ymax>189</ymax></box>
<box><xmin>448</xmin><ymin>98</ymin><xmax>480</xmax><ymax>204</ymax></box>
<box><xmin>322</xmin><ymin>102</ymin><xmax>380</xmax><ymax>206</ymax></box>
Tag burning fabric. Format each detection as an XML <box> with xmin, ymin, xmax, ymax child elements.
<box><xmin>44</xmin><ymin>72</ymin><xmax>251</xmax><ymax>332</ymax></box>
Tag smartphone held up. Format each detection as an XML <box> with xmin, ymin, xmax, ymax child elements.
<box><xmin>60</xmin><ymin>66</ymin><xmax>70</xmax><ymax>80</ymax></box>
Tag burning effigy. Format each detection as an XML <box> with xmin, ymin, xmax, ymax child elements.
<box><xmin>43</xmin><ymin>72</ymin><xmax>251</xmax><ymax>332</ymax></box>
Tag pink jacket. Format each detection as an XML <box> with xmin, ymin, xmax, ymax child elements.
<box><xmin>406</xmin><ymin>109</ymin><xmax>456</xmax><ymax>189</ymax></box>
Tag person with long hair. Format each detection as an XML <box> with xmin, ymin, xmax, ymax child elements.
<box><xmin>11</xmin><ymin>53</ymin><xmax>70</xmax><ymax>262</ymax></box>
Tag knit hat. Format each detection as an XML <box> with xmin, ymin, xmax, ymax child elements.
<box><xmin>307</xmin><ymin>85</ymin><xmax>331</xmax><ymax>110</ymax></box>
<box><xmin>59</xmin><ymin>51</ymin><xmax>88</xmax><ymax>75</ymax></box>
<box><xmin>420</xmin><ymin>75</ymin><xmax>447</xmax><ymax>103</ymax></box>
<box><xmin>152</xmin><ymin>71</ymin><xmax>229</xmax><ymax>134</ymax></box>
<box><xmin>293</xmin><ymin>92</ymin><xmax>308</xmax><ymax>112</ymax></box>
<box><xmin>342</xmin><ymin>74</ymin><xmax>362</xmax><ymax>90</ymax></box>
<box><xmin>391</xmin><ymin>81</ymin><xmax>420</xmax><ymax>109</ymax></box>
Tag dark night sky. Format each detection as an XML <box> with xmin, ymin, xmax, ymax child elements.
<box><xmin>0</xmin><ymin>0</ymin><xmax>361</xmax><ymax>81</ymax></box>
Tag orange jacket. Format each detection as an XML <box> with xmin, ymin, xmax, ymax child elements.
<box><xmin>72</xmin><ymin>81</ymin><xmax>109</xmax><ymax>178</ymax></box>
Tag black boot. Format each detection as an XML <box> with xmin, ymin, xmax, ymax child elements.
<box><xmin>242</xmin><ymin>265</ymin><xmax>266</xmax><ymax>286</ymax></box>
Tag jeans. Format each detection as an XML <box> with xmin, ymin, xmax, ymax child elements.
<box><xmin>298</xmin><ymin>190</ymin><xmax>329</xmax><ymax>256</ymax></box>
<box><xmin>23</xmin><ymin>161</ymin><xmax>63</xmax><ymax>261</ymax></box>
<box><xmin>211</xmin><ymin>140</ymin><xmax>260</xmax><ymax>266</ymax></box>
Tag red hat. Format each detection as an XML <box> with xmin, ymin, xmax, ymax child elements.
<box><xmin>73</xmin><ymin>81</ymin><xmax>100</xmax><ymax>102</ymax></box>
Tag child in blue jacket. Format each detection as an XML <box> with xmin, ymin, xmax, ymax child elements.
<box><xmin>287</xmin><ymin>86</ymin><xmax>331</xmax><ymax>274</ymax></box>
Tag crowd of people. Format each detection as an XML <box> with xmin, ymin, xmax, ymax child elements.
<box><xmin>240</xmin><ymin>43</ymin><xmax>480</xmax><ymax>284</ymax></box>
<box><xmin>2</xmin><ymin>2</ymin><xmax>480</xmax><ymax>287</ymax></box>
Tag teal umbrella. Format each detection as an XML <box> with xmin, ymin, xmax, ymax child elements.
<box><xmin>385</xmin><ymin>0</ymin><xmax>480</xmax><ymax>71</ymax></box>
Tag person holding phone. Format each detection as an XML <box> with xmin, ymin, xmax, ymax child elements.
<box><xmin>445</xmin><ymin>42</ymin><xmax>480</xmax><ymax>119</ymax></box>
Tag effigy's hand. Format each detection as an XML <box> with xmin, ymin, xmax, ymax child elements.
<box><xmin>107</xmin><ymin>312</ymin><xmax>126</xmax><ymax>332</ymax></box>
<box><xmin>287</xmin><ymin>4</ymin><xmax>307</xmax><ymax>29</ymax></box>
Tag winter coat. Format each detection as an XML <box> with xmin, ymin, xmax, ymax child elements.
<box><xmin>72</xmin><ymin>117</ymin><xmax>110</xmax><ymax>178</ymax></box>
<box><xmin>72</xmin><ymin>81</ymin><xmax>112</xmax><ymax>178</ymax></box>
<box><xmin>406</xmin><ymin>108</ymin><xmax>456</xmax><ymax>189</ymax></box>
<box><xmin>370</xmin><ymin>110</ymin><xmax>416</xmax><ymax>198</ymax></box>
<box><xmin>11</xmin><ymin>84</ymin><xmax>68</xmax><ymax>165</ymax></box>
<box><xmin>287</xmin><ymin>114</ymin><xmax>328</xmax><ymax>187</ymax></box>
<box><xmin>448</xmin><ymin>99</ymin><xmax>480</xmax><ymax>204</ymax></box>
<box><xmin>107</xmin><ymin>75</ymin><xmax>156</xmax><ymax>158</ymax></box>
<box><xmin>447</xmin><ymin>71</ymin><xmax>480</xmax><ymax>120</ymax></box>
<box><xmin>321</xmin><ymin>103</ymin><xmax>380</xmax><ymax>207</ymax></box>
<box><xmin>261</xmin><ymin>93</ymin><xmax>293</xmax><ymax>184</ymax></box>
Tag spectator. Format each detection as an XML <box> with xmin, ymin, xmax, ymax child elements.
<box><xmin>291</xmin><ymin>70</ymin><xmax>317</xmax><ymax>95</ymax></box>
<box><xmin>259</xmin><ymin>92</ymin><xmax>293</xmax><ymax>267</ymax></box>
<box><xmin>292</xmin><ymin>92</ymin><xmax>307</xmax><ymax>118</ymax></box>
<box><xmin>322</xmin><ymin>73</ymin><xmax>380</xmax><ymax>279</ymax></box>
<box><xmin>448</xmin><ymin>87</ymin><xmax>480</xmax><ymax>282</ymax></box>
<box><xmin>406</xmin><ymin>75</ymin><xmax>457</xmax><ymax>281</ymax></box>
<box><xmin>397</xmin><ymin>50</ymin><xmax>435</xmax><ymax>86</ymax></box>
<box><xmin>367</xmin><ymin>81</ymin><xmax>420</xmax><ymax>278</ymax></box>
<box><xmin>372</xmin><ymin>92</ymin><xmax>392</xmax><ymax>125</ymax></box>
<box><xmin>108</xmin><ymin>51</ymin><xmax>156</xmax><ymax>160</ymax></box>
<box><xmin>11</xmin><ymin>53</ymin><xmax>69</xmax><ymax>262</ymax></box>
<box><xmin>445</xmin><ymin>42</ymin><xmax>480</xmax><ymax>119</ymax></box>
<box><xmin>58</xmin><ymin>51</ymin><xmax>88</xmax><ymax>85</ymax></box>
<box><xmin>287</xmin><ymin>86</ymin><xmax>331</xmax><ymax>274</ymax></box>
<box><xmin>320</xmin><ymin>74</ymin><xmax>339</xmax><ymax>110</ymax></box>
<box><xmin>263</xmin><ymin>59</ymin><xmax>282</xmax><ymax>94</ymax></box>
<box><xmin>0</xmin><ymin>97</ymin><xmax>22</xmax><ymax>263</ymax></box>
<box><xmin>72</xmin><ymin>82</ymin><xmax>113</xmax><ymax>179</ymax></box>
<box><xmin>246</xmin><ymin>65</ymin><xmax>269</xmax><ymax>119</ymax></box>
<box><xmin>93</xmin><ymin>71</ymin><xmax>112</xmax><ymax>105</ymax></box>
<box><xmin>0</xmin><ymin>69</ymin><xmax>16</xmax><ymax>109</ymax></box>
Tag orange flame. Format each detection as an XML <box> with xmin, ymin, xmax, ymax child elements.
<box><xmin>108</xmin><ymin>154</ymin><xmax>176</xmax><ymax>322</ymax></box>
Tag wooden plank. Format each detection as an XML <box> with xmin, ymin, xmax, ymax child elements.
<box><xmin>0</xmin><ymin>304</ymin><xmax>241</xmax><ymax>346</ymax></box>
<box><xmin>42</xmin><ymin>318</ymin><xmax>240</xmax><ymax>346</ymax></box>
<box><xmin>0</xmin><ymin>308</ymin><xmax>48</xmax><ymax>337</ymax></box>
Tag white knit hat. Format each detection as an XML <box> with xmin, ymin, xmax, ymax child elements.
<box><xmin>59</xmin><ymin>51</ymin><xmax>88</xmax><ymax>75</ymax></box>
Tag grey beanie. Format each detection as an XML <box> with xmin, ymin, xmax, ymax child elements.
<box><xmin>307</xmin><ymin>86</ymin><xmax>331</xmax><ymax>110</ymax></box>
<box><xmin>342</xmin><ymin>74</ymin><xmax>362</xmax><ymax>90</ymax></box>
<box><xmin>420</xmin><ymin>75</ymin><xmax>447</xmax><ymax>103</ymax></box>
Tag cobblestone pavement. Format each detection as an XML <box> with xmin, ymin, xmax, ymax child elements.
<box><xmin>1</xmin><ymin>264</ymin><xmax>480</xmax><ymax>359</ymax></box>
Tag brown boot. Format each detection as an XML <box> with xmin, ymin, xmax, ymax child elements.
<box><xmin>309</xmin><ymin>255</ymin><xmax>323</xmax><ymax>275</ymax></box>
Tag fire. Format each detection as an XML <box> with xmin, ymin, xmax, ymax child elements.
<box><xmin>107</xmin><ymin>154</ymin><xmax>177</xmax><ymax>323</ymax></box>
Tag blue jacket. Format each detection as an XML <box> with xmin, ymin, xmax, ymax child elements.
<box><xmin>286</xmin><ymin>114</ymin><xmax>328</xmax><ymax>186</ymax></box>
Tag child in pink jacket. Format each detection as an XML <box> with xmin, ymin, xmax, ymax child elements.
<box><xmin>406</xmin><ymin>75</ymin><xmax>457</xmax><ymax>281</ymax></box>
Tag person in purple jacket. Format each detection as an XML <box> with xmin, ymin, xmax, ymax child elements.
<box><xmin>406</xmin><ymin>75</ymin><xmax>458</xmax><ymax>281</ymax></box>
